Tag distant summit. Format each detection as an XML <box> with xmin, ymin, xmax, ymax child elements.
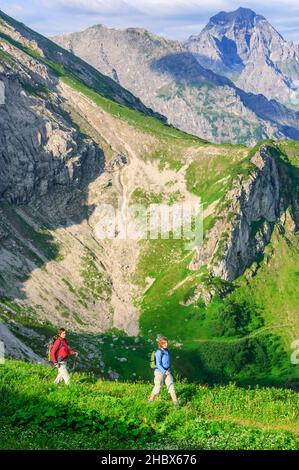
<box><xmin>185</xmin><ymin>7</ymin><xmax>299</xmax><ymax>107</ymax></box>
<box><xmin>206</xmin><ymin>7</ymin><xmax>265</xmax><ymax>30</ymax></box>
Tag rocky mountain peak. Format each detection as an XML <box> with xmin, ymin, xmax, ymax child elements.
<box><xmin>205</xmin><ymin>7</ymin><xmax>265</xmax><ymax>31</ymax></box>
<box><xmin>185</xmin><ymin>7</ymin><xmax>299</xmax><ymax>107</ymax></box>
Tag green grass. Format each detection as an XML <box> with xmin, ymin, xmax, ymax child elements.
<box><xmin>131</xmin><ymin>188</ymin><xmax>164</xmax><ymax>205</ymax></box>
<box><xmin>136</xmin><ymin>222</ymin><xmax>299</xmax><ymax>385</ymax></box>
<box><xmin>131</xmin><ymin>189</ymin><xmax>184</xmax><ymax>214</ymax></box>
<box><xmin>143</xmin><ymin>148</ymin><xmax>186</xmax><ymax>170</ymax></box>
<box><xmin>62</xmin><ymin>75</ymin><xmax>200</xmax><ymax>141</ymax></box>
<box><xmin>0</xmin><ymin>298</ymin><xmax>38</xmax><ymax>325</ymax></box>
<box><xmin>21</xmin><ymin>82</ymin><xmax>51</xmax><ymax>98</ymax></box>
<box><xmin>0</xmin><ymin>47</ymin><xmax>16</xmax><ymax>65</ymax></box>
<box><xmin>185</xmin><ymin>151</ymin><xmax>254</xmax><ymax>208</ymax></box>
<box><xmin>0</xmin><ymin>360</ymin><xmax>298</xmax><ymax>450</ymax></box>
<box><xmin>235</xmin><ymin>229</ymin><xmax>299</xmax><ymax>348</ymax></box>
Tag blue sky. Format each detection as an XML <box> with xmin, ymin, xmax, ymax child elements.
<box><xmin>1</xmin><ymin>0</ymin><xmax>299</xmax><ymax>43</ymax></box>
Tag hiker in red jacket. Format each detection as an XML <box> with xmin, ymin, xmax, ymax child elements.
<box><xmin>50</xmin><ymin>328</ymin><xmax>78</xmax><ymax>385</ymax></box>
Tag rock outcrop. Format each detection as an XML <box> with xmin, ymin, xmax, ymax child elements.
<box><xmin>190</xmin><ymin>144</ymin><xmax>297</xmax><ymax>281</ymax></box>
<box><xmin>0</xmin><ymin>322</ymin><xmax>45</xmax><ymax>363</ymax></box>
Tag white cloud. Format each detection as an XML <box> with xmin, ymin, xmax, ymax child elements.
<box><xmin>1</xmin><ymin>1</ymin><xmax>299</xmax><ymax>42</ymax></box>
<box><xmin>41</xmin><ymin>0</ymin><xmax>134</xmax><ymax>15</ymax></box>
<box><xmin>41</xmin><ymin>0</ymin><xmax>229</xmax><ymax>16</ymax></box>
<box><xmin>39</xmin><ymin>0</ymin><xmax>299</xmax><ymax>15</ymax></box>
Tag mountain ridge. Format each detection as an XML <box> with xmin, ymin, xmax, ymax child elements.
<box><xmin>53</xmin><ymin>18</ymin><xmax>299</xmax><ymax>145</ymax></box>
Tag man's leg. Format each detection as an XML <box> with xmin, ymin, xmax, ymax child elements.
<box><xmin>165</xmin><ymin>373</ymin><xmax>178</xmax><ymax>404</ymax></box>
<box><xmin>148</xmin><ymin>371</ymin><xmax>163</xmax><ymax>402</ymax></box>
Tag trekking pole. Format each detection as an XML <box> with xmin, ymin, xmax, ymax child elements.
<box><xmin>71</xmin><ymin>356</ymin><xmax>77</xmax><ymax>372</ymax></box>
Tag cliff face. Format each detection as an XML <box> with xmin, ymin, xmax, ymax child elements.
<box><xmin>190</xmin><ymin>144</ymin><xmax>298</xmax><ymax>281</ymax></box>
<box><xmin>0</xmin><ymin>71</ymin><xmax>103</xmax><ymax>204</ymax></box>
<box><xmin>216</xmin><ymin>147</ymin><xmax>280</xmax><ymax>280</ymax></box>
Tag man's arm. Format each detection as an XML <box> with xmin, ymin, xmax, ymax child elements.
<box><xmin>67</xmin><ymin>343</ymin><xmax>78</xmax><ymax>356</ymax></box>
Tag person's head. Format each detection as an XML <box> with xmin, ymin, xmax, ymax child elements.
<box><xmin>57</xmin><ymin>328</ymin><xmax>66</xmax><ymax>339</ymax></box>
<box><xmin>157</xmin><ymin>335</ymin><xmax>168</xmax><ymax>349</ymax></box>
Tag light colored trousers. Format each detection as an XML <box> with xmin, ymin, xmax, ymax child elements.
<box><xmin>152</xmin><ymin>370</ymin><xmax>175</xmax><ymax>395</ymax></box>
<box><xmin>54</xmin><ymin>363</ymin><xmax>70</xmax><ymax>385</ymax></box>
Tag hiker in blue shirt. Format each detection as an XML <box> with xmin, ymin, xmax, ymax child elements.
<box><xmin>148</xmin><ymin>335</ymin><xmax>178</xmax><ymax>406</ymax></box>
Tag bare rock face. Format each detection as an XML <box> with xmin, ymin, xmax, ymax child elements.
<box><xmin>214</xmin><ymin>147</ymin><xmax>279</xmax><ymax>280</ymax></box>
<box><xmin>190</xmin><ymin>144</ymin><xmax>295</xmax><ymax>281</ymax></box>
<box><xmin>185</xmin><ymin>7</ymin><xmax>299</xmax><ymax>109</ymax></box>
<box><xmin>0</xmin><ymin>322</ymin><xmax>45</xmax><ymax>363</ymax></box>
<box><xmin>0</xmin><ymin>65</ymin><xmax>103</xmax><ymax>204</ymax></box>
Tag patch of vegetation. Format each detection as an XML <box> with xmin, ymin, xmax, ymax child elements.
<box><xmin>131</xmin><ymin>188</ymin><xmax>183</xmax><ymax>206</ymax></box>
<box><xmin>1</xmin><ymin>203</ymin><xmax>61</xmax><ymax>262</ymax></box>
<box><xmin>0</xmin><ymin>360</ymin><xmax>298</xmax><ymax>450</ymax></box>
<box><xmin>250</xmin><ymin>217</ymin><xmax>272</xmax><ymax>239</ymax></box>
<box><xmin>212</xmin><ymin>231</ymin><xmax>230</xmax><ymax>262</ymax></box>
<box><xmin>131</xmin><ymin>188</ymin><xmax>163</xmax><ymax>206</ymax></box>
<box><xmin>134</xmin><ymin>237</ymin><xmax>189</xmax><ymax>290</ymax></box>
<box><xmin>0</xmin><ymin>298</ymin><xmax>38</xmax><ymax>325</ymax></box>
<box><xmin>185</xmin><ymin>151</ymin><xmax>254</xmax><ymax>209</ymax></box>
<box><xmin>137</xmin><ymin>225</ymin><xmax>298</xmax><ymax>385</ymax></box>
<box><xmin>210</xmin><ymin>298</ymin><xmax>264</xmax><ymax>338</ymax></box>
<box><xmin>0</xmin><ymin>46</ymin><xmax>16</xmax><ymax>65</ymax></box>
<box><xmin>80</xmin><ymin>250</ymin><xmax>112</xmax><ymax>301</ymax></box>
<box><xmin>21</xmin><ymin>81</ymin><xmax>51</xmax><ymax>98</ymax></box>
<box><xmin>62</xmin><ymin>278</ymin><xmax>77</xmax><ymax>295</ymax></box>
<box><xmin>203</xmin><ymin>214</ymin><xmax>217</xmax><ymax>239</ymax></box>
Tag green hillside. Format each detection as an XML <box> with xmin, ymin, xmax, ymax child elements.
<box><xmin>0</xmin><ymin>360</ymin><xmax>298</xmax><ymax>450</ymax></box>
<box><xmin>136</xmin><ymin>140</ymin><xmax>299</xmax><ymax>386</ymax></box>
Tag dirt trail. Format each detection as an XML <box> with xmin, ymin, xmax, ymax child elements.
<box><xmin>207</xmin><ymin>414</ymin><xmax>299</xmax><ymax>436</ymax></box>
<box><xmin>193</xmin><ymin>324</ymin><xmax>294</xmax><ymax>345</ymax></box>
